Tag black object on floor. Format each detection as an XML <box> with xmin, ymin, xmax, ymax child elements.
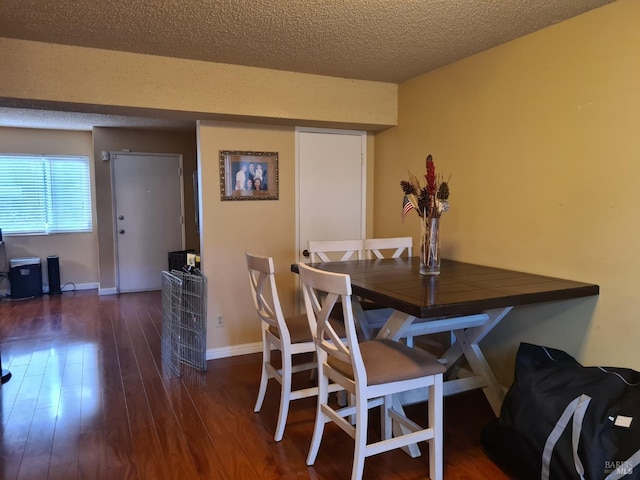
<box><xmin>482</xmin><ymin>343</ymin><xmax>640</xmax><ymax>480</ymax></box>
<box><xmin>47</xmin><ymin>255</ymin><xmax>61</xmax><ymax>295</ymax></box>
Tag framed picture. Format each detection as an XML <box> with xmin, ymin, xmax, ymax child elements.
<box><xmin>219</xmin><ymin>150</ymin><xmax>279</xmax><ymax>201</ymax></box>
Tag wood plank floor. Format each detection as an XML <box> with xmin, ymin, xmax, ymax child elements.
<box><xmin>0</xmin><ymin>290</ymin><xmax>512</xmax><ymax>479</ymax></box>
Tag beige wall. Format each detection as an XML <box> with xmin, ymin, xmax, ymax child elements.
<box><xmin>198</xmin><ymin>122</ymin><xmax>297</xmax><ymax>350</ymax></box>
<box><xmin>0</xmin><ymin>38</ymin><xmax>397</xmax><ymax>130</ymax></box>
<box><xmin>197</xmin><ymin>121</ymin><xmax>375</xmax><ymax>352</ymax></box>
<box><xmin>92</xmin><ymin>127</ymin><xmax>198</xmax><ymax>289</ymax></box>
<box><xmin>0</xmin><ymin>127</ymin><xmax>98</xmax><ymax>290</ymax></box>
<box><xmin>374</xmin><ymin>0</ymin><xmax>639</xmax><ymax>383</ymax></box>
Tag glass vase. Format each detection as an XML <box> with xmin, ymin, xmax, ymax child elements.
<box><xmin>420</xmin><ymin>216</ymin><xmax>440</xmax><ymax>275</ymax></box>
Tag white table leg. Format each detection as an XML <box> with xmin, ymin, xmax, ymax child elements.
<box><xmin>440</xmin><ymin>307</ymin><xmax>513</xmax><ymax>415</ymax></box>
<box><xmin>374</xmin><ymin>310</ymin><xmax>416</xmax><ymax>341</ymax></box>
<box><xmin>451</xmin><ymin>329</ymin><xmax>504</xmax><ymax>415</ymax></box>
<box><xmin>375</xmin><ymin>307</ymin><xmax>513</xmax><ymax>415</ymax></box>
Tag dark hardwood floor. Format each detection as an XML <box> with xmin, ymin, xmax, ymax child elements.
<box><xmin>0</xmin><ymin>290</ymin><xmax>511</xmax><ymax>479</ymax></box>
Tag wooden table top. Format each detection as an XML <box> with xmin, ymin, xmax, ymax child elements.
<box><xmin>292</xmin><ymin>258</ymin><xmax>599</xmax><ymax>319</ymax></box>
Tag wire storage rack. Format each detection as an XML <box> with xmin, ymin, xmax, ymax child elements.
<box><xmin>161</xmin><ymin>271</ymin><xmax>181</xmax><ymax>376</ymax></box>
<box><xmin>161</xmin><ymin>269</ymin><xmax>207</xmax><ymax>376</ymax></box>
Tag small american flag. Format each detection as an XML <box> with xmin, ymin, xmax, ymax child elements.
<box><xmin>401</xmin><ymin>196</ymin><xmax>414</xmax><ymax>222</ymax></box>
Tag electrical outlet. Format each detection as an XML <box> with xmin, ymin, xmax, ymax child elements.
<box><xmin>216</xmin><ymin>315</ymin><xmax>224</xmax><ymax>328</ymax></box>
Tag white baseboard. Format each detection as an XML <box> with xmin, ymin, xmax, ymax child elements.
<box><xmin>206</xmin><ymin>342</ymin><xmax>262</xmax><ymax>360</ymax></box>
<box><xmin>59</xmin><ymin>282</ymin><xmax>99</xmax><ymax>292</ymax></box>
<box><xmin>98</xmin><ymin>287</ymin><xmax>118</xmax><ymax>296</ymax></box>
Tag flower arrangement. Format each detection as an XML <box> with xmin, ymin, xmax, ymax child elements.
<box><xmin>400</xmin><ymin>154</ymin><xmax>450</xmax><ymax>220</ymax></box>
<box><xmin>400</xmin><ymin>154</ymin><xmax>451</xmax><ymax>275</ymax></box>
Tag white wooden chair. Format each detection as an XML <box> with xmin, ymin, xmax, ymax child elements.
<box><xmin>306</xmin><ymin>239</ymin><xmax>371</xmax><ymax>338</ymax></box>
<box><xmin>364</xmin><ymin>236</ymin><xmax>412</xmax><ymax>259</ymax></box>
<box><xmin>298</xmin><ymin>262</ymin><xmax>445</xmax><ymax>480</ymax></box>
<box><xmin>307</xmin><ymin>239</ymin><xmax>364</xmax><ymax>263</ymax></box>
<box><xmin>246</xmin><ymin>253</ymin><xmax>341</xmax><ymax>441</ymax></box>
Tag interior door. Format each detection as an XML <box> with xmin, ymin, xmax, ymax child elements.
<box><xmin>297</xmin><ymin>129</ymin><xmax>366</xmax><ymax>261</ymax></box>
<box><xmin>112</xmin><ymin>152</ymin><xmax>184</xmax><ymax>292</ymax></box>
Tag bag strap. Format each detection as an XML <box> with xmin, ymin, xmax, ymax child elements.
<box><xmin>604</xmin><ymin>449</ymin><xmax>640</xmax><ymax>479</ymax></box>
<box><xmin>541</xmin><ymin>394</ymin><xmax>591</xmax><ymax>480</ymax></box>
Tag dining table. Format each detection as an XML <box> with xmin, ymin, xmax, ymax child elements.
<box><xmin>292</xmin><ymin>257</ymin><xmax>599</xmax><ymax>415</ymax></box>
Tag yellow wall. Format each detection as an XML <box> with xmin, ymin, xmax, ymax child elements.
<box><xmin>0</xmin><ymin>128</ymin><xmax>99</xmax><ymax>290</ymax></box>
<box><xmin>198</xmin><ymin>122</ymin><xmax>297</xmax><ymax>351</ymax></box>
<box><xmin>0</xmin><ymin>38</ymin><xmax>397</xmax><ymax>130</ymax></box>
<box><xmin>374</xmin><ymin>0</ymin><xmax>639</xmax><ymax>382</ymax></box>
<box><xmin>197</xmin><ymin>121</ymin><xmax>375</xmax><ymax>353</ymax></box>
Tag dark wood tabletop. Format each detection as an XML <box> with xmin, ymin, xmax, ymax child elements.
<box><xmin>292</xmin><ymin>257</ymin><xmax>599</xmax><ymax>319</ymax></box>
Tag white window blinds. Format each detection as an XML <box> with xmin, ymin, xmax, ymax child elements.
<box><xmin>0</xmin><ymin>155</ymin><xmax>93</xmax><ymax>235</ymax></box>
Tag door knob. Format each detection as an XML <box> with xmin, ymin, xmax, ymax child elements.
<box><xmin>302</xmin><ymin>249</ymin><xmax>310</xmax><ymax>257</ymax></box>
<box><xmin>119</xmin><ymin>229</ymin><xmax>125</xmax><ymax>234</ymax></box>
<box><xmin>118</xmin><ymin>215</ymin><xmax>124</xmax><ymax>220</ymax></box>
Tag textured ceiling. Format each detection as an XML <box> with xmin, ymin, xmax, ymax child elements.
<box><xmin>0</xmin><ymin>0</ymin><xmax>614</xmax><ymax>130</ymax></box>
<box><xmin>0</xmin><ymin>106</ymin><xmax>195</xmax><ymax>132</ymax></box>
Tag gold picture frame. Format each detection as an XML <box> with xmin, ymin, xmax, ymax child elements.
<box><xmin>219</xmin><ymin>150</ymin><xmax>279</xmax><ymax>201</ymax></box>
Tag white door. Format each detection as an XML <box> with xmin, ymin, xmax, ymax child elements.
<box><xmin>112</xmin><ymin>152</ymin><xmax>184</xmax><ymax>292</ymax></box>
<box><xmin>297</xmin><ymin>128</ymin><xmax>366</xmax><ymax>261</ymax></box>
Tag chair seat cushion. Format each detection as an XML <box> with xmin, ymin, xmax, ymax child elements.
<box><xmin>328</xmin><ymin>339</ymin><xmax>446</xmax><ymax>385</ymax></box>
<box><xmin>269</xmin><ymin>313</ymin><xmax>347</xmax><ymax>344</ymax></box>
<box><xmin>268</xmin><ymin>314</ymin><xmax>313</xmax><ymax>344</ymax></box>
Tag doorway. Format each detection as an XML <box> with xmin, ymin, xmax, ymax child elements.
<box><xmin>112</xmin><ymin>152</ymin><xmax>184</xmax><ymax>292</ymax></box>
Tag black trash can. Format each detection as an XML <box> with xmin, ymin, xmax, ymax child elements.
<box><xmin>9</xmin><ymin>257</ymin><xmax>43</xmax><ymax>299</ymax></box>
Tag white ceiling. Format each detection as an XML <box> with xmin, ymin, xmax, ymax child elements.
<box><xmin>0</xmin><ymin>0</ymin><xmax>614</xmax><ymax>131</ymax></box>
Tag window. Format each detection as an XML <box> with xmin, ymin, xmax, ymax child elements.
<box><xmin>0</xmin><ymin>155</ymin><xmax>93</xmax><ymax>235</ymax></box>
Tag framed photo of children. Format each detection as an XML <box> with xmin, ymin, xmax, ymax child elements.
<box><xmin>219</xmin><ymin>150</ymin><xmax>279</xmax><ymax>201</ymax></box>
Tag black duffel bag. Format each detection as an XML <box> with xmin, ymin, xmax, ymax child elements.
<box><xmin>482</xmin><ymin>342</ymin><xmax>640</xmax><ymax>480</ymax></box>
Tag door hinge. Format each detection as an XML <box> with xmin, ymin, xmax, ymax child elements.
<box><xmin>181</xmin><ymin>216</ymin><xmax>184</xmax><ymax>224</ymax></box>
<box><xmin>178</xmin><ymin>167</ymin><xmax>182</xmax><ymax>176</ymax></box>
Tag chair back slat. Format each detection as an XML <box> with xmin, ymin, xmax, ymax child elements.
<box><xmin>364</xmin><ymin>237</ymin><xmax>412</xmax><ymax>259</ymax></box>
<box><xmin>298</xmin><ymin>262</ymin><xmax>365</xmax><ymax>382</ymax></box>
<box><xmin>307</xmin><ymin>239</ymin><xmax>364</xmax><ymax>263</ymax></box>
<box><xmin>246</xmin><ymin>253</ymin><xmax>289</xmax><ymax>341</ymax></box>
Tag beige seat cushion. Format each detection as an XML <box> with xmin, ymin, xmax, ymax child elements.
<box><xmin>268</xmin><ymin>314</ymin><xmax>347</xmax><ymax>344</ymax></box>
<box><xmin>268</xmin><ymin>314</ymin><xmax>313</xmax><ymax>344</ymax></box>
<box><xmin>269</xmin><ymin>313</ymin><xmax>347</xmax><ymax>343</ymax></box>
<box><xmin>328</xmin><ymin>339</ymin><xmax>446</xmax><ymax>385</ymax></box>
